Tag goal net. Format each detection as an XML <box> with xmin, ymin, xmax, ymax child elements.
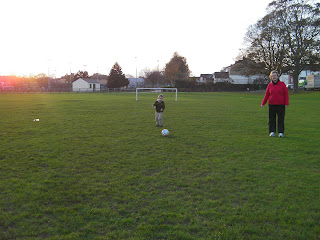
<box><xmin>136</xmin><ymin>88</ymin><xmax>178</xmax><ymax>101</ymax></box>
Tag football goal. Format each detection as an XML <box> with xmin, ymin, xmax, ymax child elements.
<box><xmin>136</xmin><ymin>88</ymin><xmax>178</xmax><ymax>101</ymax></box>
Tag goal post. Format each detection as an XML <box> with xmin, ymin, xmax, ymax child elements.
<box><xmin>136</xmin><ymin>88</ymin><xmax>178</xmax><ymax>101</ymax></box>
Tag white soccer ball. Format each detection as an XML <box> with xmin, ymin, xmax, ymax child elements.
<box><xmin>161</xmin><ymin>129</ymin><xmax>169</xmax><ymax>136</ymax></box>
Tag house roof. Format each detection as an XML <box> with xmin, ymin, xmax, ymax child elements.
<box><xmin>200</xmin><ymin>74</ymin><xmax>213</xmax><ymax>78</ymax></box>
<box><xmin>80</xmin><ymin>78</ymin><xmax>100</xmax><ymax>84</ymax></box>
<box><xmin>214</xmin><ymin>72</ymin><xmax>229</xmax><ymax>78</ymax></box>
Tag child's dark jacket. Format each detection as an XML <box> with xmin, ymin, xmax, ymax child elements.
<box><xmin>153</xmin><ymin>101</ymin><xmax>165</xmax><ymax>112</ymax></box>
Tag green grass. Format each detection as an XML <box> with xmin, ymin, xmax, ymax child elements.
<box><xmin>0</xmin><ymin>91</ymin><xmax>319</xmax><ymax>239</ymax></box>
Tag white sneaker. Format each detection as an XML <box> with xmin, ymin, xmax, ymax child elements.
<box><xmin>269</xmin><ymin>132</ymin><xmax>275</xmax><ymax>137</ymax></box>
<box><xmin>279</xmin><ymin>133</ymin><xmax>284</xmax><ymax>138</ymax></box>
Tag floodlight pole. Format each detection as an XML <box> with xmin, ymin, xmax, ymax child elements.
<box><xmin>69</xmin><ymin>61</ymin><xmax>72</xmax><ymax>84</ymax></box>
<box><xmin>157</xmin><ymin>60</ymin><xmax>159</xmax><ymax>88</ymax></box>
<box><xmin>135</xmin><ymin>57</ymin><xmax>137</xmax><ymax>81</ymax></box>
<box><xmin>48</xmin><ymin>68</ymin><xmax>50</xmax><ymax>91</ymax></box>
<box><xmin>48</xmin><ymin>59</ymin><xmax>51</xmax><ymax>92</ymax></box>
<box><xmin>97</xmin><ymin>66</ymin><xmax>99</xmax><ymax>81</ymax></box>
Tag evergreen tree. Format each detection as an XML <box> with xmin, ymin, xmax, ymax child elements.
<box><xmin>107</xmin><ymin>62</ymin><xmax>129</xmax><ymax>88</ymax></box>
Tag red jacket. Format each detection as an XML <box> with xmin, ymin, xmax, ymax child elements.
<box><xmin>261</xmin><ymin>80</ymin><xmax>289</xmax><ymax>106</ymax></box>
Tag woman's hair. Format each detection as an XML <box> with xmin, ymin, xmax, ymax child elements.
<box><xmin>269</xmin><ymin>70</ymin><xmax>278</xmax><ymax>79</ymax></box>
<box><xmin>158</xmin><ymin>94</ymin><xmax>163</xmax><ymax>98</ymax></box>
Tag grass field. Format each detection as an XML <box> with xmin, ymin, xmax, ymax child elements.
<box><xmin>0</xmin><ymin>91</ymin><xmax>319</xmax><ymax>239</ymax></box>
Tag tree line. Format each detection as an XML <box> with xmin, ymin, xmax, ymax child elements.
<box><xmin>67</xmin><ymin>52</ymin><xmax>190</xmax><ymax>89</ymax></box>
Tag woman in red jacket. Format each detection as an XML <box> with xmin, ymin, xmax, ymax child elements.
<box><xmin>261</xmin><ymin>70</ymin><xmax>289</xmax><ymax>137</ymax></box>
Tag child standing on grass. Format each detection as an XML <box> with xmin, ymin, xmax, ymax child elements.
<box><xmin>152</xmin><ymin>94</ymin><xmax>165</xmax><ymax>127</ymax></box>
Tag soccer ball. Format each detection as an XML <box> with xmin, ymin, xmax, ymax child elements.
<box><xmin>161</xmin><ymin>129</ymin><xmax>169</xmax><ymax>136</ymax></box>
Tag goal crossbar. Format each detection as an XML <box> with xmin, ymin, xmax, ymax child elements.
<box><xmin>136</xmin><ymin>88</ymin><xmax>178</xmax><ymax>101</ymax></box>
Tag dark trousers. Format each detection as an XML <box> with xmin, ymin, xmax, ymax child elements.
<box><xmin>269</xmin><ymin>105</ymin><xmax>285</xmax><ymax>133</ymax></box>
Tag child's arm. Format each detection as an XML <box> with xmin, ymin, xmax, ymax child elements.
<box><xmin>161</xmin><ymin>102</ymin><xmax>165</xmax><ymax>111</ymax></box>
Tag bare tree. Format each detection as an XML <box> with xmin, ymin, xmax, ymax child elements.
<box><xmin>73</xmin><ymin>71</ymin><xmax>90</xmax><ymax>82</ymax></box>
<box><xmin>142</xmin><ymin>68</ymin><xmax>165</xmax><ymax>87</ymax></box>
<box><xmin>243</xmin><ymin>0</ymin><xmax>320</xmax><ymax>92</ymax></box>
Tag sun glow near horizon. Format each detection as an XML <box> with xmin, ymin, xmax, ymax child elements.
<box><xmin>1</xmin><ymin>0</ymin><xmax>272</xmax><ymax>78</ymax></box>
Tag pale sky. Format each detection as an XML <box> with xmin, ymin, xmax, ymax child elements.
<box><xmin>1</xmin><ymin>0</ymin><xmax>272</xmax><ymax>78</ymax></box>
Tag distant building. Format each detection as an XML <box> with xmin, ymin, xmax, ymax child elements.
<box><xmin>227</xmin><ymin>64</ymin><xmax>266</xmax><ymax>84</ymax></box>
<box><xmin>1</xmin><ymin>84</ymin><xmax>14</xmax><ymax>91</ymax></box>
<box><xmin>127</xmin><ymin>78</ymin><xmax>145</xmax><ymax>88</ymax></box>
<box><xmin>213</xmin><ymin>72</ymin><xmax>233</xmax><ymax>83</ymax></box>
<box><xmin>0</xmin><ymin>76</ymin><xmax>17</xmax><ymax>91</ymax></box>
<box><xmin>279</xmin><ymin>70</ymin><xmax>320</xmax><ymax>85</ymax></box>
<box><xmin>72</xmin><ymin>78</ymin><xmax>100</xmax><ymax>92</ymax></box>
<box><xmin>199</xmin><ymin>74</ymin><xmax>214</xmax><ymax>84</ymax></box>
<box><xmin>92</xmin><ymin>74</ymin><xmax>108</xmax><ymax>87</ymax></box>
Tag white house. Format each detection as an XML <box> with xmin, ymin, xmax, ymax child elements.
<box><xmin>227</xmin><ymin>66</ymin><xmax>267</xmax><ymax>84</ymax></box>
<box><xmin>213</xmin><ymin>72</ymin><xmax>233</xmax><ymax>83</ymax></box>
<box><xmin>199</xmin><ymin>74</ymin><xmax>213</xmax><ymax>84</ymax></box>
<box><xmin>229</xmin><ymin>74</ymin><xmax>266</xmax><ymax>84</ymax></box>
<box><xmin>127</xmin><ymin>78</ymin><xmax>145</xmax><ymax>88</ymax></box>
<box><xmin>72</xmin><ymin>78</ymin><xmax>101</xmax><ymax>92</ymax></box>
